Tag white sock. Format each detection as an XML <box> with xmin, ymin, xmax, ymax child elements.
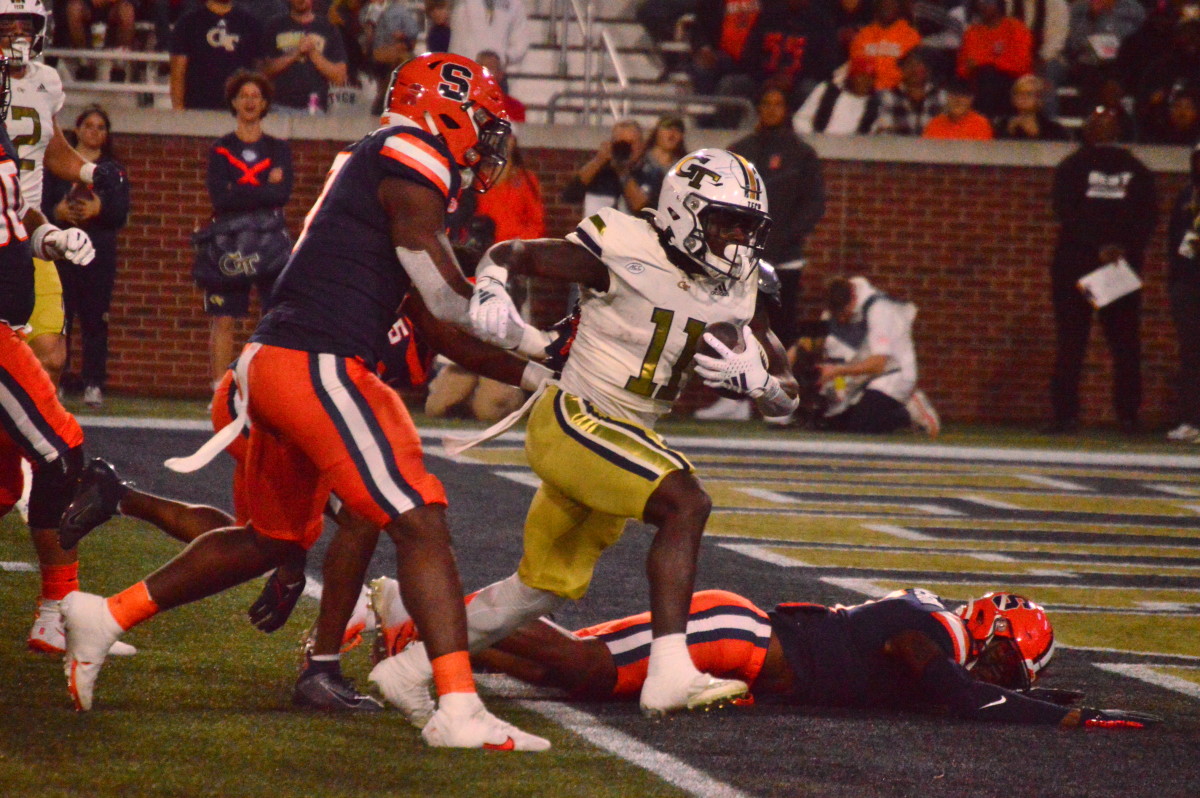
<box><xmin>438</xmin><ymin>690</ymin><xmax>484</xmax><ymax>715</ymax></box>
<box><xmin>464</xmin><ymin>574</ymin><xmax>565</xmax><ymax>652</ymax></box>
<box><xmin>646</xmin><ymin>633</ymin><xmax>700</xmax><ymax>682</ymax></box>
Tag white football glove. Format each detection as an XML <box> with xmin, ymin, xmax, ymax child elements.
<box><xmin>692</xmin><ymin>326</ymin><xmax>771</xmax><ymax>397</ymax></box>
<box><xmin>36</xmin><ymin>226</ymin><xmax>95</xmax><ymax>266</ymax></box>
<box><xmin>467</xmin><ymin>263</ymin><xmax>552</xmax><ymax>356</ymax></box>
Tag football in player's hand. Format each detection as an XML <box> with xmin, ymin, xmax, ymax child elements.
<box><xmin>696</xmin><ymin>321</ymin><xmax>745</xmax><ymax>358</ymax></box>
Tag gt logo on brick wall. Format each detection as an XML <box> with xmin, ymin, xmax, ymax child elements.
<box><xmin>437</xmin><ymin>63</ymin><xmax>473</xmax><ymax>103</ymax></box>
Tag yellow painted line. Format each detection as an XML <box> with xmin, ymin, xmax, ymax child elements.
<box><xmin>1054</xmin><ymin>613</ymin><xmax>1200</xmax><ymax>658</ymax></box>
<box><xmin>1160</xmin><ymin>667</ymin><xmax>1200</xmax><ymax>688</ymax></box>
<box><xmin>871</xmin><ymin>580</ymin><xmax>1200</xmax><ymax>609</ymax></box>
<box><xmin>459</xmin><ymin>449</ymin><xmax>528</xmax><ymax>466</ymax></box>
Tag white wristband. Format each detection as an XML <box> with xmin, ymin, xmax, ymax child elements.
<box><xmin>516</xmin><ymin>325</ymin><xmax>552</xmax><ymax>358</ymax></box>
<box><xmin>520</xmin><ymin>361</ymin><xmax>553</xmax><ymax>392</ymax></box>
<box><xmin>79</xmin><ymin>162</ymin><xmax>96</xmax><ymax>185</ymax></box>
<box><xmin>30</xmin><ymin>223</ymin><xmax>59</xmax><ymax>260</ymax></box>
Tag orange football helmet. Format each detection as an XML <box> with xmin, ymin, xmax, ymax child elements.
<box><xmin>956</xmin><ymin>592</ymin><xmax>1055</xmax><ymax>690</ymax></box>
<box><xmin>382</xmin><ymin>53</ymin><xmax>512</xmax><ymax>193</ymax></box>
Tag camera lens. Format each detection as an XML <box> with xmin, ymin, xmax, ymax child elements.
<box><xmin>611</xmin><ymin>141</ymin><xmax>632</xmax><ymax>161</ymax></box>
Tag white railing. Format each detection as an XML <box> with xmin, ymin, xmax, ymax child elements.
<box><xmin>45</xmin><ymin>47</ymin><xmax>170</xmax><ymax>96</ymax></box>
<box><xmin>545</xmin><ymin>0</ymin><xmax>631</xmax><ymax>125</ymax></box>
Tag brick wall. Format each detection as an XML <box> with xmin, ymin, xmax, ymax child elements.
<box><xmin>103</xmin><ymin>133</ymin><xmax>1186</xmax><ymax>426</ymax></box>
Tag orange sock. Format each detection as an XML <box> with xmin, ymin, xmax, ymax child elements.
<box><xmin>107</xmin><ymin>582</ymin><xmax>159</xmax><ymax>631</ymax></box>
<box><xmin>431</xmin><ymin>650</ymin><xmax>475</xmax><ymax>696</ymax></box>
<box><xmin>41</xmin><ymin>563</ymin><xmax>79</xmax><ymax>600</ymax></box>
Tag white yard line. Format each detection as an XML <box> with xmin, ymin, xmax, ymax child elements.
<box><xmin>861</xmin><ymin>523</ymin><xmax>935</xmax><ymax>541</ymax></box>
<box><xmin>1096</xmin><ymin>663</ymin><xmax>1200</xmax><ymax>697</ymax></box>
<box><xmin>0</xmin><ymin>561</ymin><xmax>36</xmax><ymax>572</ymax></box>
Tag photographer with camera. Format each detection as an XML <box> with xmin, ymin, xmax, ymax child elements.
<box><xmin>562</xmin><ymin>119</ymin><xmax>651</xmax><ymax>216</ymax></box>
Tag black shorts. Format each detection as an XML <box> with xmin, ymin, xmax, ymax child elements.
<box><xmin>202</xmin><ymin>277</ymin><xmax>275</xmax><ymax>318</ymax></box>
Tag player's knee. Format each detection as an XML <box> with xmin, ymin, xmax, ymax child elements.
<box><xmin>27</xmin><ymin>446</ymin><xmax>84</xmax><ymax>529</ymax></box>
<box><xmin>645</xmin><ymin>471</ymin><xmax>711</xmax><ymax>528</ymax></box>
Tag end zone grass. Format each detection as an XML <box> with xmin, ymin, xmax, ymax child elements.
<box><xmin>0</xmin><ymin>514</ymin><xmax>686</xmax><ymax>798</ymax></box>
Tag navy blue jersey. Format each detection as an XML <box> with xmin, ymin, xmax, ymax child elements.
<box><xmin>0</xmin><ymin>125</ymin><xmax>35</xmax><ymax>327</ymax></box>
<box><xmin>252</xmin><ymin>124</ymin><xmax>462</xmax><ymax>364</ymax></box>
<box><xmin>769</xmin><ymin>588</ymin><xmax>968</xmax><ymax>709</ymax></box>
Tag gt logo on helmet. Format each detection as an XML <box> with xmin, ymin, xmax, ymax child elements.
<box><xmin>676</xmin><ymin>157</ymin><xmax>722</xmax><ymax>190</ymax></box>
<box><xmin>437</xmin><ymin>62</ymin><xmax>472</xmax><ymax>103</ymax></box>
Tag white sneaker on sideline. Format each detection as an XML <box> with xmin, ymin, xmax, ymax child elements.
<box><xmin>29</xmin><ymin>598</ymin><xmax>136</xmax><ymax>657</ymax></box>
<box><xmin>422</xmin><ymin>692</ymin><xmax>550</xmax><ymax>752</ymax></box>
<box><xmin>82</xmin><ymin>385</ymin><xmax>103</xmax><ymax>408</ymax></box>
<box><xmin>639</xmin><ymin>671</ymin><xmax>749</xmax><ymax>717</ymax></box>
<box><xmin>368</xmin><ymin>643</ymin><xmax>435</xmax><ymax>728</ymax></box>
<box><xmin>906</xmin><ymin>389</ymin><xmax>940</xmax><ymax>437</ymax></box>
<box><xmin>694</xmin><ymin>397</ymin><xmax>752</xmax><ymax>421</ymax></box>
<box><xmin>62</xmin><ymin>591</ymin><xmax>126</xmax><ymax>711</ymax></box>
<box><xmin>1166</xmin><ymin>423</ymin><xmax>1200</xmax><ymax>443</ymax></box>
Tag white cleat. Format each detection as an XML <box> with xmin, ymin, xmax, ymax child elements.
<box><xmin>29</xmin><ymin>598</ymin><xmax>136</xmax><ymax>657</ymax></box>
<box><xmin>422</xmin><ymin>693</ymin><xmax>550</xmax><ymax>752</ymax></box>
<box><xmin>639</xmin><ymin>672</ymin><xmax>749</xmax><ymax>718</ymax></box>
<box><xmin>61</xmin><ymin>591</ymin><xmax>126</xmax><ymax>711</ymax></box>
<box><xmin>368</xmin><ymin>643</ymin><xmax>435</xmax><ymax>728</ymax></box>
<box><xmin>368</xmin><ymin>576</ymin><xmax>417</xmax><ymax>660</ymax></box>
<box><xmin>905</xmin><ymin>389</ymin><xmax>941</xmax><ymax>437</ymax></box>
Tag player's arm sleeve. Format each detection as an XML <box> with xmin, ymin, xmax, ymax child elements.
<box><xmin>917</xmin><ymin>655</ymin><xmax>1073</xmax><ymax>725</ymax></box>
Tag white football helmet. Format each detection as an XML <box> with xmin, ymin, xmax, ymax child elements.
<box><xmin>0</xmin><ymin>0</ymin><xmax>46</xmax><ymax>68</ymax></box>
<box><xmin>655</xmin><ymin>148</ymin><xmax>771</xmax><ymax>282</ymax></box>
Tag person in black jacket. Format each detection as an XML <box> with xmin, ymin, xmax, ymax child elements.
<box><xmin>203</xmin><ymin>70</ymin><xmax>294</xmax><ymax>392</ymax></box>
<box><xmin>730</xmin><ymin>85</ymin><xmax>826</xmax><ymax>351</ymax></box>
<box><xmin>43</xmin><ymin>105</ymin><xmax>131</xmax><ymax>409</ymax></box>
<box><xmin>1046</xmin><ymin>106</ymin><xmax>1156</xmax><ymax>435</ymax></box>
<box><xmin>1165</xmin><ymin>143</ymin><xmax>1200</xmax><ymax>443</ymax></box>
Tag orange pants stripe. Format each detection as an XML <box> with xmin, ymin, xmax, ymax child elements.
<box><xmin>575</xmin><ymin>590</ymin><xmax>772</xmax><ymax>698</ymax></box>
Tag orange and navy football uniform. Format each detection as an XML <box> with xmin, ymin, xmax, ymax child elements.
<box><xmin>575</xmin><ymin>589</ymin><xmax>773</xmax><ymax>699</ymax></box>
<box><xmin>1</xmin><ymin>125</ymin><xmax>82</xmax><ymax>523</ymax></box>
<box><xmin>243</xmin><ymin>123</ymin><xmax>460</xmax><ymax>543</ymax></box>
<box><xmin>769</xmin><ymin>588</ymin><xmax>1072</xmax><ymax>724</ymax></box>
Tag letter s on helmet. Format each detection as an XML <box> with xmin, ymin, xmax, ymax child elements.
<box><xmin>956</xmin><ymin>592</ymin><xmax>1056</xmax><ymax>689</ymax></box>
<box><xmin>382</xmin><ymin>53</ymin><xmax>512</xmax><ymax>193</ymax></box>
<box><xmin>655</xmin><ymin>148</ymin><xmax>771</xmax><ymax>282</ymax></box>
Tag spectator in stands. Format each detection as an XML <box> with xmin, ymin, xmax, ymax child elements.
<box><xmin>1003</xmin><ymin>0</ymin><xmax>1069</xmax><ymax>115</ymax></box>
<box><xmin>425</xmin><ymin>0</ymin><xmax>451</xmax><ymax>52</ymax></box>
<box><xmin>263</xmin><ymin>0</ymin><xmax>348</xmax><ymax>114</ymax></box>
<box><xmin>994</xmin><ymin>73</ymin><xmax>1071</xmax><ymax>140</ymax></box>
<box><xmin>872</xmin><ymin>48</ymin><xmax>947</xmax><ymax>134</ymax></box>
<box><xmin>170</xmin><ymin>0</ymin><xmax>267</xmax><ymax>110</ymax></box>
<box><xmin>65</xmin><ymin>0</ymin><xmax>137</xmax><ymax>78</ymax></box>
<box><xmin>958</xmin><ymin>0</ymin><xmax>1034</xmax><ymax>117</ymax></box>
<box><xmin>476</xmin><ymin>49</ymin><xmax>526</xmax><ymax>124</ymax></box>
<box><xmin>448</xmin><ymin>0</ymin><xmax>529</xmax><ymax>70</ymax></box>
<box><xmin>475</xmin><ymin>141</ymin><xmax>544</xmax><ymax>245</ymax></box>
<box><xmin>1045</xmin><ymin>106</ymin><xmax>1155</xmax><ymax>435</ymax></box>
<box><xmin>922</xmin><ymin>77</ymin><xmax>994</xmax><ymax>138</ymax></box>
<box><xmin>740</xmin><ymin>0</ymin><xmax>840</xmax><ymax>111</ymax></box>
<box><xmin>1131</xmin><ymin>19</ymin><xmax>1200</xmax><ymax>142</ymax></box>
<box><xmin>365</xmin><ymin>0</ymin><xmax>419</xmax><ymax>114</ymax></box>
<box><xmin>631</xmin><ymin>115</ymin><xmax>687</xmax><ymax>211</ymax></box>
<box><xmin>833</xmin><ymin>0</ymin><xmax>875</xmax><ymax>61</ymax></box>
<box><xmin>1062</xmin><ymin>0</ymin><xmax>1145</xmax><ymax>108</ymax></box>
<box><xmin>328</xmin><ymin>0</ymin><xmax>368</xmax><ymax>83</ymax></box>
<box><xmin>562</xmin><ymin>118</ymin><xmax>645</xmax><ymax>216</ymax></box>
<box><xmin>849</xmin><ymin>0</ymin><xmax>922</xmax><ymax>91</ymax></box>
<box><xmin>1165</xmin><ymin>142</ymin><xmax>1200</xmax><ymax>442</ymax></box>
<box><xmin>685</xmin><ymin>0</ymin><xmax>761</xmax><ymax>98</ymax></box>
<box><xmin>912</xmin><ymin>0</ymin><xmax>968</xmax><ymax>83</ymax></box>
<box><xmin>42</xmin><ymin>106</ymin><xmax>130</xmax><ymax>410</ymax></box>
<box><xmin>202</xmin><ymin>70</ymin><xmax>293</xmax><ymax>393</ymax></box>
<box><xmin>793</xmin><ymin>56</ymin><xmax>882</xmax><ymax>135</ymax></box>
<box><xmin>1096</xmin><ymin>73</ymin><xmax>1139</xmax><ymax>142</ymax></box>
<box><xmin>699</xmin><ymin>85</ymin><xmax>823</xmax><ymax>422</ymax></box>
<box><xmin>637</xmin><ymin>0</ymin><xmax>698</xmax><ymax>45</ymax></box>
<box><xmin>1141</xmin><ymin>85</ymin><xmax>1200</xmax><ymax>145</ymax></box>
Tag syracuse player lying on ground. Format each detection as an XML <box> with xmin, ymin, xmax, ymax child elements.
<box><xmin>56</xmin><ymin>53</ymin><xmax>559</xmax><ymax>751</ymax></box>
<box><xmin>368</xmin><ymin>147</ymin><xmax>802</xmax><ymax>726</ymax></box>
<box><xmin>370</xmin><ymin>583</ymin><xmax>1160</xmax><ymax>729</ymax></box>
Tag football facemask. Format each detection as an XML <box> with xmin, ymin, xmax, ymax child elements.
<box><xmin>957</xmin><ymin>592</ymin><xmax>1055</xmax><ymax>690</ymax></box>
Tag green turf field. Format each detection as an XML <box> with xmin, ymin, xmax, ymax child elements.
<box><xmin>0</xmin><ymin>515</ymin><xmax>687</xmax><ymax>798</ymax></box>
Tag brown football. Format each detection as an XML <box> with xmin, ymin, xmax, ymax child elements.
<box><xmin>696</xmin><ymin>321</ymin><xmax>745</xmax><ymax>358</ymax></box>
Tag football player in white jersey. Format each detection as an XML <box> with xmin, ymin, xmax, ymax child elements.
<box><xmin>370</xmin><ymin>149</ymin><xmax>801</xmax><ymax>721</ymax></box>
<box><xmin>1</xmin><ymin>0</ymin><xmax>124</xmax><ymax>657</ymax></box>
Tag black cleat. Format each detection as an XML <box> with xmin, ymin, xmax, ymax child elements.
<box><xmin>59</xmin><ymin>459</ymin><xmax>128</xmax><ymax>550</ymax></box>
<box><xmin>293</xmin><ymin>671</ymin><xmax>384</xmax><ymax>712</ymax></box>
